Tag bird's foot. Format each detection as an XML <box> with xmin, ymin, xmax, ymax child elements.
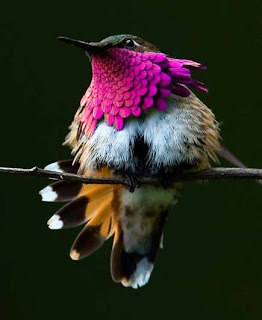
<box><xmin>125</xmin><ymin>173</ymin><xmax>141</xmax><ymax>193</ymax></box>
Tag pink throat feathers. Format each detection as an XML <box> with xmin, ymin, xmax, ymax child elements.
<box><xmin>79</xmin><ymin>48</ymin><xmax>208</xmax><ymax>137</ymax></box>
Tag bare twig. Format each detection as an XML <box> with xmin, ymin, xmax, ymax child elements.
<box><xmin>0</xmin><ymin>166</ymin><xmax>262</xmax><ymax>186</ymax></box>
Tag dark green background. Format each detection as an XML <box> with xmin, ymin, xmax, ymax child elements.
<box><xmin>1</xmin><ymin>0</ymin><xmax>262</xmax><ymax>319</ymax></box>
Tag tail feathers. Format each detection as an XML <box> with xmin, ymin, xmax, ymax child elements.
<box><xmin>39</xmin><ymin>181</ymin><xmax>82</xmax><ymax>202</ymax></box>
<box><xmin>40</xmin><ymin>160</ymin><xmax>81</xmax><ymax>202</ymax></box>
<box><xmin>70</xmin><ymin>216</ymin><xmax>114</xmax><ymax>260</ymax></box>
<box><xmin>111</xmin><ymin>211</ymin><xmax>167</xmax><ymax>289</ymax></box>
<box><xmin>44</xmin><ymin>160</ymin><xmax>80</xmax><ymax>174</ymax></box>
<box><xmin>46</xmin><ymin>185</ymin><xmax>114</xmax><ymax>230</ymax></box>
<box><xmin>47</xmin><ymin>196</ymin><xmax>89</xmax><ymax>229</ymax></box>
<box><xmin>70</xmin><ymin>225</ymin><xmax>106</xmax><ymax>261</ymax></box>
<box><xmin>70</xmin><ymin>193</ymin><xmax>115</xmax><ymax>260</ymax></box>
<box><xmin>40</xmin><ymin>160</ymin><xmax>168</xmax><ymax>288</ymax></box>
<box><xmin>40</xmin><ymin>161</ymin><xmax>121</xmax><ymax>264</ymax></box>
<box><xmin>111</xmin><ymin>230</ymin><xmax>154</xmax><ymax>289</ymax></box>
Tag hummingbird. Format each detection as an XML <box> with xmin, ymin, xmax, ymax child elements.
<box><xmin>39</xmin><ymin>34</ymin><xmax>221</xmax><ymax>289</ymax></box>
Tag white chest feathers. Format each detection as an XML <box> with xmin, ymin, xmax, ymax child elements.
<box><xmin>76</xmin><ymin>94</ymin><xmax>207</xmax><ymax>171</ymax></box>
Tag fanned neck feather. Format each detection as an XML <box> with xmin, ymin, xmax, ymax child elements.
<box><xmin>79</xmin><ymin>48</ymin><xmax>208</xmax><ymax>137</ymax></box>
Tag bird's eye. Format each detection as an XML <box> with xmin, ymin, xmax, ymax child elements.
<box><xmin>124</xmin><ymin>39</ymin><xmax>136</xmax><ymax>48</ymax></box>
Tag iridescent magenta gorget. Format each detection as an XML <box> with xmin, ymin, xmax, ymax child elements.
<box><xmin>79</xmin><ymin>47</ymin><xmax>207</xmax><ymax>136</ymax></box>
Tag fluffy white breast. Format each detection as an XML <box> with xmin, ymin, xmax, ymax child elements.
<box><xmin>143</xmin><ymin>103</ymin><xmax>198</xmax><ymax>167</ymax></box>
<box><xmin>83</xmin><ymin>120</ymin><xmax>142</xmax><ymax>170</ymax></box>
<box><xmin>76</xmin><ymin>94</ymin><xmax>203</xmax><ymax>172</ymax></box>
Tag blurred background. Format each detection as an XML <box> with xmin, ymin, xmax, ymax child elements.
<box><xmin>1</xmin><ymin>0</ymin><xmax>262</xmax><ymax>319</ymax></box>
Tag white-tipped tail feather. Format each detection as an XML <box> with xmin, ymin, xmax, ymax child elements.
<box><xmin>47</xmin><ymin>214</ymin><xmax>63</xmax><ymax>230</ymax></box>
<box><xmin>39</xmin><ymin>186</ymin><xmax>58</xmax><ymax>202</ymax></box>
<box><xmin>129</xmin><ymin>258</ymin><xmax>154</xmax><ymax>289</ymax></box>
<box><xmin>44</xmin><ymin>162</ymin><xmax>64</xmax><ymax>173</ymax></box>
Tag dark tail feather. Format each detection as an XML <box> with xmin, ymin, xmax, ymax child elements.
<box><xmin>111</xmin><ymin>211</ymin><xmax>167</xmax><ymax>289</ymax></box>
<box><xmin>70</xmin><ymin>225</ymin><xmax>106</xmax><ymax>260</ymax></box>
<box><xmin>44</xmin><ymin>159</ymin><xmax>80</xmax><ymax>174</ymax></box>
<box><xmin>47</xmin><ymin>196</ymin><xmax>89</xmax><ymax>229</ymax></box>
<box><xmin>111</xmin><ymin>230</ymin><xmax>154</xmax><ymax>288</ymax></box>
<box><xmin>70</xmin><ymin>198</ymin><xmax>114</xmax><ymax>260</ymax></box>
<box><xmin>39</xmin><ymin>180</ymin><xmax>82</xmax><ymax>202</ymax></box>
<box><xmin>39</xmin><ymin>159</ymin><xmax>84</xmax><ymax>202</ymax></box>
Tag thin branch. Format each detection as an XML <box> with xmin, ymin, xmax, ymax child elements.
<box><xmin>0</xmin><ymin>166</ymin><xmax>262</xmax><ymax>186</ymax></box>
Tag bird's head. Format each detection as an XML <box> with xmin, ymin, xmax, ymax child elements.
<box><xmin>58</xmin><ymin>34</ymin><xmax>160</xmax><ymax>56</ymax></box>
<box><xmin>58</xmin><ymin>34</ymin><xmax>208</xmax><ymax>136</ymax></box>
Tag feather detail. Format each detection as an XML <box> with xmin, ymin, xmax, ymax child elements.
<box><xmin>110</xmin><ymin>208</ymin><xmax>167</xmax><ymax>289</ymax></box>
<box><xmin>76</xmin><ymin>47</ymin><xmax>208</xmax><ymax>135</ymax></box>
<box><xmin>39</xmin><ymin>181</ymin><xmax>82</xmax><ymax>202</ymax></box>
<box><xmin>47</xmin><ymin>196</ymin><xmax>89</xmax><ymax>229</ymax></box>
<box><xmin>70</xmin><ymin>194</ymin><xmax>114</xmax><ymax>260</ymax></box>
<box><xmin>70</xmin><ymin>226</ymin><xmax>105</xmax><ymax>261</ymax></box>
<box><xmin>40</xmin><ymin>164</ymin><xmax>123</xmax><ymax>264</ymax></box>
<box><xmin>44</xmin><ymin>160</ymin><xmax>80</xmax><ymax>174</ymax></box>
<box><xmin>110</xmin><ymin>186</ymin><xmax>172</xmax><ymax>289</ymax></box>
<box><xmin>46</xmin><ymin>181</ymin><xmax>115</xmax><ymax>230</ymax></box>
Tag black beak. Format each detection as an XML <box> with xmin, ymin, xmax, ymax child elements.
<box><xmin>57</xmin><ymin>36</ymin><xmax>103</xmax><ymax>53</ymax></box>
